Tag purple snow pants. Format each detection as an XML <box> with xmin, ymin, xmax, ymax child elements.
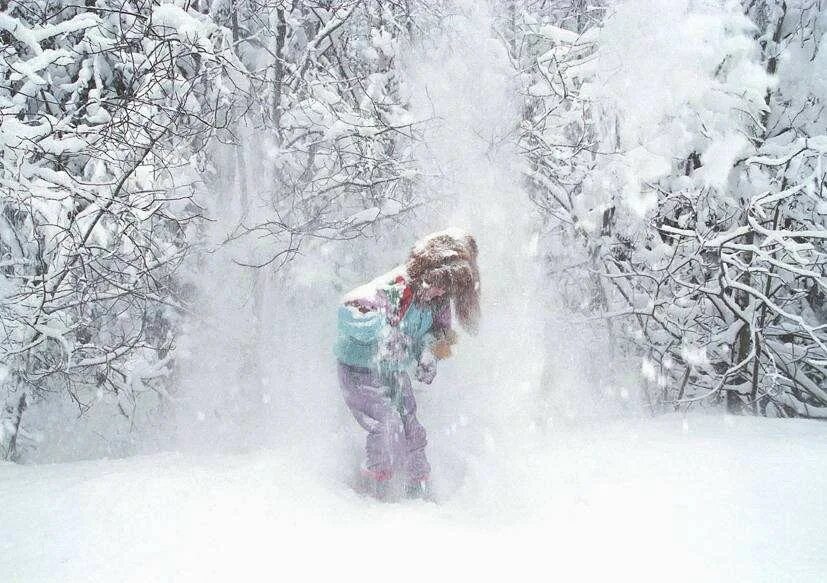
<box><xmin>338</xmin><ymin>362</ymin><xmax>430</xmax><ymax>482</ymax></box>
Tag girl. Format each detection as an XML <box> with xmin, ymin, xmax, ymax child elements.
<box><xmin>334</xmin><ymin>229</ymin><xmax>480</xmax><ymax>500</ymax></box>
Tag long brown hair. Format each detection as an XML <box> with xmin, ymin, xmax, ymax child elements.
<box><xmin>406</xmin><ymin>230</ymin><xmax>480</xmax><ymax>334</ymax></box>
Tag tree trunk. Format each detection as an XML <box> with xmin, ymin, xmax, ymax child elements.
<box><xmin>6</xmin><ymin>393</ymin><xmax>27</xmax><ymax>462</ymax></box>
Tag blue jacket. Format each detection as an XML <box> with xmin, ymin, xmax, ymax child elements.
<box><xmin>335</xmin><ymin>270</ymin><xmax>449</xmax><ymax>372</ymax></box>
<box><xmin>334</xmin><ymin>300</ymin><xmax>436</xmax><ymax>372</ymax></box>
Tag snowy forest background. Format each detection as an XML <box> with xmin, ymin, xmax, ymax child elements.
<box><xmin>1</xmin><ymin>0</ymin><xmax>826</xmax><ymax>467</ymax></box>
<box><xmin>4</xmin><ymin>1</ymin><xmax>827</xmax><ymax>579</ymax></box>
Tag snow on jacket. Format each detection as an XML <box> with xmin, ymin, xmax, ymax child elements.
<box><xmin>334</xmin><ymin>266</ymin><xmax>450</xmax><ymax>374</ymax></box>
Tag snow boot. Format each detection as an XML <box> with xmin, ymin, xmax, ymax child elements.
<box><xmin>404</xmin><ymin>479</ymin><xmax>433</xmax><ymax>501</ymax></box>
<box><xmin>355</xmin><ymin>463</ymin><xmax>395</xmax><ymax>501</ymax></box>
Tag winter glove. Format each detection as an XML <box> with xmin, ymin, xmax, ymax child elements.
<box><xmin>415</xmin><ymin>350</ymin><xmax>438</xmax><ymax>384</ymax></box>
<box><xmin>432</xmin><ymin>338</ymin><xmax>453</xmax><ymax>360</ymax></box>
<box><xmin>415</xmin><ymin>360</ymin><xmax>437</xmax><ymax>385</ymax></box>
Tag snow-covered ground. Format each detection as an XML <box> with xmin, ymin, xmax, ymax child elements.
<box><xmin>3</xmin><ymin>414</ymin><xmax>825</xmax><ymax>583</ymax></box>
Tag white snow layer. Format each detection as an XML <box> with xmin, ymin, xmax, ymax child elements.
<box><xmin>1</xmin><ymin>414</ymin><xmax>825</xmax><ymax>582</ymax></box>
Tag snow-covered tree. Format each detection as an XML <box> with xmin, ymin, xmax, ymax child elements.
<box><xmin>0</xmin><ymin>0</ymin><xmax>237</xmax><ymax>457</ymax></box>
<box><xmin>523</xmin><ymin>0</ymin><xmax>827</xmax><ymax>417</ymax></box>
<box><xmin>0</xmin><ymin>0</ymin><xmax>439</xmax><ymax>458</ymax></box>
